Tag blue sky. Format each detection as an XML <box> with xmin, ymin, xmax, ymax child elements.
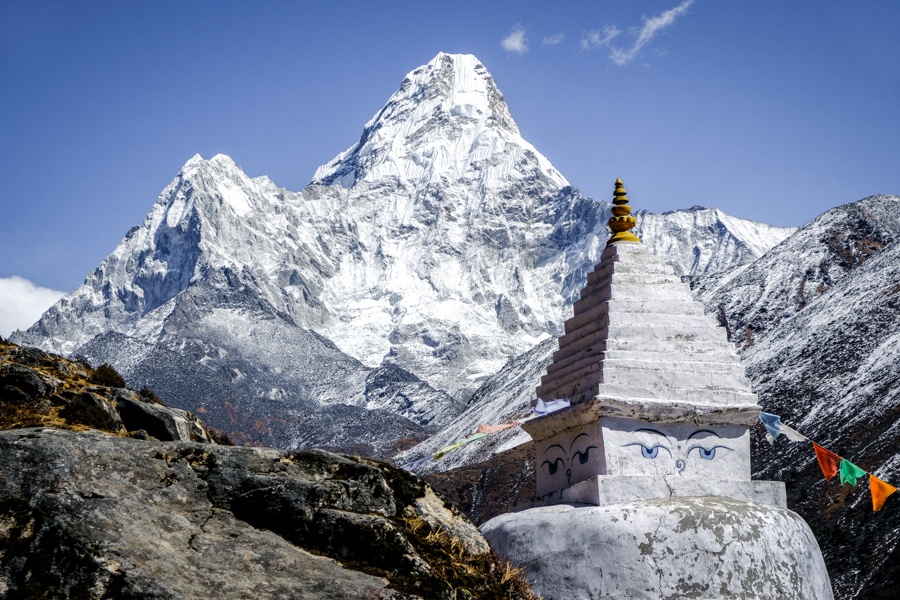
<box><xmin>1</xmin><ymin>1</ymin><xmax>898</xmax><ymax>333</ymax></box>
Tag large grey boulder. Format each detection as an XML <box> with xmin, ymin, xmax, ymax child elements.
<box><xmin>0</xmin><ymin>428</ymin><xmax>533</xmax><ymax>599</ymax></box>
<box><xmin>112</xmin><ymin>388</ymin><xmax>212</xmax><ymax>443</ymax></box>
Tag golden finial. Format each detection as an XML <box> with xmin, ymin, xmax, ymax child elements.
<box><xmin>606</xmin><ymin>178</ymin><xmax>641</xmax><ymax>246</ymax></box>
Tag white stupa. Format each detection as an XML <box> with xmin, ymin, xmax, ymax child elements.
<box><xmin>480</xmin><ymin>179</ymin><xmax>833</xmax><ymax>600</ymax></box>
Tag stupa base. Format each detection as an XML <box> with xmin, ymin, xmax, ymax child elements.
<box><xmin>481</xmin><ymin>496</ymin><xmax>833</xmax><ymax>600</ymax></box>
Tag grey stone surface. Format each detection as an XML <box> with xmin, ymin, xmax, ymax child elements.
<box><xmin>0</xmin><ymin>427</ymin><xmax>533</xmax><ymax>599</ymax></box>
<box><xmin>0</xmin><ymin>341</ymin><xmax>214</xmax><ymax>444</ymax></box>
<box><xmin>58</xmin><ymin>389</ymin><xmax>125</xmax><ymax>432</ymax></box>
<box><xmin>481</xmin><ymin>497</ymin><xmax>834</xmax><ymax>600</ymax></box>
<box><xmin>0</xmin><ymin>363</ymin><xmax>58</xmax><ymax>398</ymax></box>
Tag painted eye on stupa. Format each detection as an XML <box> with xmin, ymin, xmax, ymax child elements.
<box><xmin>542</xmin><ymin>458</ymin><xmax>564</xmax><ymax>475</ymax></box>
<box><xmin>572</xmin><ymin>446</ymin><xmax>598</xmax><ymax>465</ymax></box>
<box><xmin>687</xmin><ymin>445</ymin><xmax>731</xmax><ymax>460</ymax></box>
<box><xmin>623</xmin><ymin>442</ymin><xmax>671</xmax><ymax>459</ymax></box>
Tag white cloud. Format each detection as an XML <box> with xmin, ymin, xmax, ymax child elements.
<box><xmin>580</xmin><ymin>26</ymin><xmax>621</xmax><ymax>51</ymax></box>
<box><xmin>610</xmin><ymin>0</ymin><xmax>695</xmax><ymax>66</ymax></box>
<box><xmin>542</xmin><ymin>33</ymin><xmax>565</xmax><ymax>46</ymax></box>
<box><xmin>0</xmin><ymin>276</ymin><xmax>65</xmax><ymax>337</ymax></box>
<box><xmin>501</xmin><ymin>24</ymin><xmax>528</xmax><ymax>54</ymax></box>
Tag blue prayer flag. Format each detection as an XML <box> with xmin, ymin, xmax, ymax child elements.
<box><xmin>759</xmin><ymin>412</ymin><xmax>782</xmax><ymax>444</ymax></box>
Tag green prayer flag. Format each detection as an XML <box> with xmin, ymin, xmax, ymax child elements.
<box><xmin>839</xmin><ymin>458</ymin><xmax>867</xmax><ymax>486</ymax></box>
<box><xmin>433</xmin><ymin>432</ymin><xmax>490</xmax><ymax>460</ymax></box>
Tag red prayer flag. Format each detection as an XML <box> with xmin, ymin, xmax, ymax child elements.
<box><xmin>870</xmin><ymin>474</ymin><xmax>898</xmax><ymax>511</ymax></box>
<box><xmin>813</xmin><ymin>442</ymin><xmax>841</xmax><ymax>481</ymax></box>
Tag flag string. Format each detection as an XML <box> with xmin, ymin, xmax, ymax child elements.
<box><xmin>759</xmin><ymin>411</ymin><xmax>898</xmax><ymax>511</ymax></box>
<box><xmin>423</xmin><ymin>408</ymin><xmax>898</xmax><ymax>512</ymax></box>
<box><xmin>431</xmin><ymin>398</ymin><xmax>572</xmax><ymax>460</ymax></box>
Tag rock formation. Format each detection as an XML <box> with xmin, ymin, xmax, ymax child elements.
<box><xmin>0</xmin><ymin>338</ymin><xmax>214</xmax><ymax>443</ymax></box>
<box><xmin>0</xmin><ymin>428</ymin><xmax>534</xmax><ymax>599</ymax></box>
<box><xmin>0</xmin><ymin>339</ymin><xmax>535</xmax><ymax>598</ymax></box>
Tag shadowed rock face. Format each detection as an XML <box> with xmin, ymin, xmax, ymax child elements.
<box><xmin>0</xmin><ymin>428</ymin><xmax>534</xmax><ymax>599</ymax></box>
<box><xmin>0</xmin><ymin>339</ymin><xmax>213</xmax><ymax>443</ymax></box>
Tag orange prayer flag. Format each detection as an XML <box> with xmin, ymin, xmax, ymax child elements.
<box><xmin>870</xmin><ymin>474</ymin><xmax>898</xmax><ymax>511</ymax></box>
<box><xmin>813</xmin><ymin>442</ymin><xmax>841</xmax><ymax>481</ymax></box>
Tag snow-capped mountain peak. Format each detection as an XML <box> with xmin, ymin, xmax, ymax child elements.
<box><xmin>310</xmin><ymin>53</ymin><xmax>566</xmax><ymax>191</ymax></box>
<box><xmin>15</xmin><ymin>52</ymin><xmax>791</xmax><ymax>454</ymax></box>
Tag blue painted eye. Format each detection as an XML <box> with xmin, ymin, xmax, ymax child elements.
<box><xmin>573</xmin><ymin>446</ymin><xmax>598</xmax><ymax>465</ymax></box>
<box><xmin>688</xmin><ymin>445</ymin><xmax>731</xmax><ymax>460</ymax></box>
<box><xmin>542</xmin><ymin>458</ymin><xmax>564</xmax><ymax>474</ymax></box>
<box><xmin>623</xmin><ymin>442</ymin><xmax>670</xmax><ymax>459</ymax></box>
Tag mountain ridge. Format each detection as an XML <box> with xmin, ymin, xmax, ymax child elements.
<box><xmin>12</xmin><ymin>52</ymin><xmax>793</xmax><ymax>454</ymax></box>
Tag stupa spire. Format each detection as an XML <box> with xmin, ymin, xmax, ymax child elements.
<box><xmin>607</xmin><ymin>178</ymin><xmax>641</xmax><ymax>245</ymax></box>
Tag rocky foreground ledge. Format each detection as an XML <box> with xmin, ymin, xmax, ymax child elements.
<box><xmin>0</xmin><ymin>428</ymin><xmax>534</xmax><ymax>599</ymax></box>
<box><xmin>0</xmin><ymin>341</ymin><xmax>534</xmax><ymax>599</ymax></box>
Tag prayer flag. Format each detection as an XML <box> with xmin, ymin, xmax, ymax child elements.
<box><xmin>433</xmin><ymin>440</ymin><xmax>464</xmax><ymax>460</ymax></box>
<box><xmin>751</xmin><ymin>415</ymin><xmax>898</xmax><ymax>511</ymax></box>
<box><xmin>533</xmin><ymin>398</ymin><xmax>571</xmax><ymax>415</ymax></box>
<box><xmin>433</xmin><ymin>432</ymin><xmax>489</xmax><ymax>460</ymax></box>
<box><xmin>839</xmin><ymin>458</ymin><xmax>867</xmax><ymax>486</ymax></box>
<box><xmin>870</xmin><ymin>475</ymin><xmax>898</xmax><ymax>511</ymax></box>
<box><xmin>405</xmin><ymin>456</ymin><xmax>431</xmax><ymax>471</ymax></box>
<box><xmin>759</xmin><ymin>412</ymin><xmax>807</xmax><ymax>444</ymax></box>
<box><xmin>759</xmin><ymin>412</ymin><xmax>782</xmax><ymax>444</ymax></box>
<box><xmin>813</xmin><ymin>443</ymin><xmax>841</xmax><ymax>481</ymax></box>
<box><xmin>476</xmin><ymin>422</ymin><xmax>519</xmax><ymax>434</ymax></box>
<box><xmin>781</xmin><ymin>423</ymin><xmax>808</xmax><ymax>442</ymax></box>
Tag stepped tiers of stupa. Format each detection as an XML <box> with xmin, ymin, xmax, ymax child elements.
<box><xmin>536</xmin><ymin>241</ymin><xmax>760</xmax><ymax>420</ymax></box>
<box><xmin>480</xmin><ymin>179</ymin><xmax>833</xmax><ymax>600</ymax></box>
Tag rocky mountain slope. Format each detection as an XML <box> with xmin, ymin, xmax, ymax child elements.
<box><xmin>396</xmin><ymin>338</ymin><xmax>552</xmax><ymax>474</ymax></box>
<box><xmin>12</xmin><ymin>54</ymin><xmax>792</xmax><ymax>454</ymax></box>
<box><xmin>704</xmin><ymin>194</ymin><xmax>900</xmax><ymax>600</ymax></box>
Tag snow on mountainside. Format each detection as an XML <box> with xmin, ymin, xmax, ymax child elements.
<box><xmin>694</xmin><ymin>196</ymin><xmax>896</xmax><ymax>352</ymax></box>
<box><xmin>304</xmin><ymin>53</ymin><xmax>583</xmax><ymax>394</ymax></box>
<box><xmin>396</xmin><ymin>337</ymin><xmax>554</xmax><ymax>475</ymax></box>
<box><xmin>311</xmin><ymin>53</ymin><xmax>561</xmax><ymax>189</ymax></box>
<box><xmin>14</xmin><ymin>52</ymin><xmax>790</xmax><ymax>453</ymax></box>
<box><xmin>635</xmin><ymin>206</ymin><xmax>795</xmax><ymax>278</ymax></box>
